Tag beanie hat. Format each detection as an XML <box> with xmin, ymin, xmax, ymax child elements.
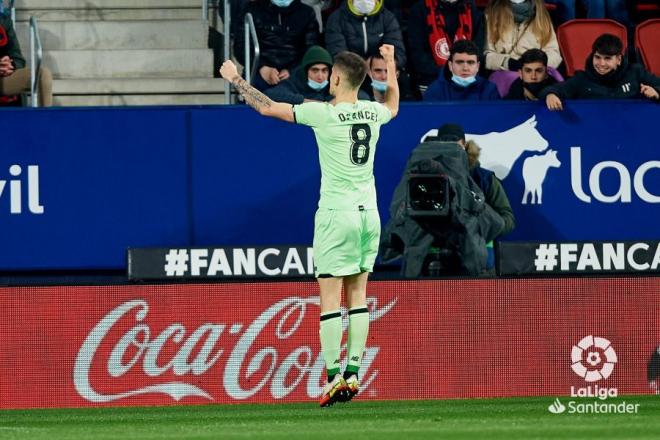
<box><xmin>298</xmin><ymin>45</ymin><xmax>333</xmax><ymax>81</ymax></box>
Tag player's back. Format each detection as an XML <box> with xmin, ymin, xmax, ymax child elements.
<box><xmin>294</xmin><ymin>100</ymin><xmax>392</xmax><ymax>210</ymax></box>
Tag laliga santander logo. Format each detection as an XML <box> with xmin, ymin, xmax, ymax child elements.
<box><xmin>73</xmin><ymin>297</ymin><xmax>396</xmax><ymax>403</ymax></box>
<box><xmin>571</xmin><ymin>335</ymin><xmax>618</xmax><ymax>382</ymax></box>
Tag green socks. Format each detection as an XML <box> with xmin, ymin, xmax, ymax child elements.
<box><xmin>320</xmin><ymin>307</ymin><xmax>370</xmax><ymax>380</ymax></box>
<box><xmin>345</xmin><ymin>306</ymin><xmax>369</xmax><ymax>377</ymax></box>
<box><xmin>319</xmin><ymin>310</ymin><xmax>342</xmax><ymax>379</ymax></box>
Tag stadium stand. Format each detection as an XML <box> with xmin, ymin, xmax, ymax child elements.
<box><xmin>557</xmin><ymin>18</ymin><xmax>627</xmax><ymax>76</ymax></box>
<box><xmin>13</xmin><ymin>0</ymin><xmax>221</xmax><ymax>106</ymax></box>
<box><xmin>475</xmin><ymin>0</ymin><xmax>556</xmax><ymax>11</ymax></box>
<box><xmin>635</xmin><ymin>18</ymin><xmax>660</xmax><ymax>75</ymax></box>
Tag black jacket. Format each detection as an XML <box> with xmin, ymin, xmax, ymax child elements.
<box><xmin>407</xmin><ymin>0</ymin><xmax>485</xmax><ymax>86</ymax></box>
<box><xmin>0</xmin><ymin>15</ymin><xmax>26</xmax><ymax>69</ymax></box>
<box><xmin>540</xmin><ymin>56</ymin><xmax>660</xmax><ymax>101</ymax></box>
<box><xmin>325</xmin><ymin>2</ymin><xmax>406</xmax><ymax>69</ymax></box>
<box><xmin>234</xmin><ymin>0</ymin><xmax>320</xmax><ymax>71</ymax></box>
<box><xmin>505</xmin><ymin>76</ymin><xmax>558</xmax><ymax>101</ymax></box>
<box><xmin>380</xmin><ymin>141</ymin><xmax>505</xmax><ymax>277</ymax></box>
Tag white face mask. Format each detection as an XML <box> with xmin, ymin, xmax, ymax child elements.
<box><xmin>353</xmin><ymin>0</ymin><xmax>376</xmax><ymax>15</ymax></box>
<box><xmin>308</xmin><ymin>79</ymin><xmax>329</xmax><ymax>90</ymax></box>
<box><xmin>371</xmin><ymin>79</ymin><xmax>388</xmax><ymax>93</ymax></box>
<box><xmin>271</xmin><ymin>0</ymin><xmax>294</xmax><ymax>6</ymax></box>
<box><xmin>451</xmin><ymin>74</ymin><xmax>477</xmax><ymax>87</ymax></box>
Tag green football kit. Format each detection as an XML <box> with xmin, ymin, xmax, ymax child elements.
<box><xmin>294</xmin><ymin>100</ymin><xmax>393</xmax><ymax>277</ymax></box>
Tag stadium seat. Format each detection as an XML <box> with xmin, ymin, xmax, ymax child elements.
<box><xmin>557</xmin><ymin>19</ymin><xmax>628</xmax><ymax>76</ymax></box>
<box><xmin>635</xmin><ymin>19</ymin><xmax>660</xmax><ymax>76</ymax></box>
<box><xmin>636</xmin><ymin>2</ymin><xmax>660</xmax><ymax>13</ymax></box>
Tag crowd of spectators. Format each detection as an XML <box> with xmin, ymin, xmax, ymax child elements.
<box><xmin>227</xmin><ymin>0</ymin><xmax>658</xmax><ymax>276</ymax></box>
<box><xmin>2</xmin><ymin>0</ymin><xmax>658</xmax><ymax>107</ymax></box>
<box><xmin>229</xmin><ymin>0</ymin><xmax>659</xmax><ymax>106</ymax></box>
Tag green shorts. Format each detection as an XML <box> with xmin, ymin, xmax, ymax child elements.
<box><xmin>313</xmin><ymin>208</ymin><xmax>381</xmax><ymax>277</ymax></box>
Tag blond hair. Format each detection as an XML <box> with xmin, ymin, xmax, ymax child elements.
<box><xmin>486</xmin><ymin>0</ymin><xmax>554</xmax><ymax>48</ymax></box>
<box><xmin>465</xmin><ymin>140</ymin><xmax>481</xmax><ymax>168</ymax></box>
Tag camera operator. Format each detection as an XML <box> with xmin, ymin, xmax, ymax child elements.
<box><xmin>438</xmin><ymin>123</ymin><xmax>515</xmax><ymax>235</ymax></box>
<box><xmin>380</xmin><ymin>123</ymin><xmax>514</xmax><ymax>277</ymax></box>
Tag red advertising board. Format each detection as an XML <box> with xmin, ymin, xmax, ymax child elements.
<box><xmin>1</xmin><ymin>278</ymin><xmax>658</xmax><ymax>409</ymax></box>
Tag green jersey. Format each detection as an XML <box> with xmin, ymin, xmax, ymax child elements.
<box><xmin>294</xmin><ymin>100</ymin><xmax>392</xmax><ymax>210</ymax></box>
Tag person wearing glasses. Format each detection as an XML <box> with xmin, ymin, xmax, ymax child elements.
<box><xmin>423</xmin><ymin>39</ymin><xmax>499</xmax><ymax>101</ymax></box>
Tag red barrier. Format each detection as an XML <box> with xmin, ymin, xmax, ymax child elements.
<box><xmin>1</xmin><ymin>278</ymin><xmax>658</xmax><ymax>409</ymax></box>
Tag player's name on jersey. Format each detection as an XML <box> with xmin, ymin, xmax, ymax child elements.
<box><xmin>128</xmin><ymin>246</ymin><xmax>314</xmax><ymax>280</ymax></box>
<box><xmin>338</xmin><ymin>110</ymin><xmax>379</xmax><ymax>123</ymax></box>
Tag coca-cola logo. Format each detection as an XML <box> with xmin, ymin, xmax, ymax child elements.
<box><xmin>74</xmin><ymin>296</ymin><xmax>397</xmax><ymax>403</ymax></box>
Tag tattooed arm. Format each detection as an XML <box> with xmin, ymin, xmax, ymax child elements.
<box><xmin>220</xmin><ymin>60</ymin><xmax>294</xmax><ymax>123</ymax></box>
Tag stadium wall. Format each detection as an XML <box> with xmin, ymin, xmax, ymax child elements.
<box><xmin>1</xmin><ymin>101</ymin><xmax>659</xmax><ymax>270</ymax></box>
<box><xmin>1</xmin><ymin>277</ymin><xmax>658</xmax><ymax>409</ymax></box>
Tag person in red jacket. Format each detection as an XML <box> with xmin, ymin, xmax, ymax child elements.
<box><xmin>407</xmin><ymin>0</ymin><xmax>485</xmax><ymax>92</ymax></box>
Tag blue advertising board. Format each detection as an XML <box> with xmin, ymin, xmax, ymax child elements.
<box><xmin>1</xmin><ymin>101</ymin><xmax>658</xmax><ymax>270</ymax></box>
<box><xmin>0</xmin><ymin>107</ymin><xmax>190</xmax><ymax>269</ymax></box>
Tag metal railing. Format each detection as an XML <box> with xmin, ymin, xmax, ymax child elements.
<box><xmin>243</xmin><ymin>13</ymin><xmax>260</xmax><ymax>86</ymax></box>
<box><xmin>29</xmin><ymin>16</ymin><xmax>43</xmax><ymax>108</ymax></box>
<box><xmin>0</xmin><ymin>0</ymin><xmax>16</xmax><ymax>24</ymax></box>
<box><xmin>223</xmin><ymin>0</ymin><xmax>231</xmax><ymax>103</ymax></box>
<box><xmin>202</xmin><ymin>0</ymin><xmax>209</xmax><ymax>21</ymax></box>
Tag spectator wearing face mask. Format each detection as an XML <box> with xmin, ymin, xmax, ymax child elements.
<box><xmin>325</xmin><ymin>0</ymin><xmax>407</xmax><ymax>71</ymax></box>
<box><xmin>484</xmin><ymin>0</ymin><xmax>561</xmax><ymax>73</ymax></box>
<box><xmin>264</xmin><ymin>46</ymin><xmax>336</xmax><ymax>104</ymax></box>
<box><xmin>423</xmin><ymin>39</ymin><xmax>499</xmax><ymax>101</ymax></box>
<box><xmin>407</xmin><ymin>0</ymin><xmax>485</xmax><ymax>92</ymax></box>
<box><xmin>234</xmin><ymin>0</ymin><xmax>320</xmax><ymax>91</ymax></box>
<box><xmin>364</xmin><ymin>52</ymin><xmax>416</xmax><ymax>102</ymax></box>
<box><xmin>505</xmin><ymin>48</ymin><xmax>560</xmax><ymax>100</ymax></box>
<box><xmin>367</xmin><ymin>52</ymin><xmax>394</xmax><ymax>103</ymax></box>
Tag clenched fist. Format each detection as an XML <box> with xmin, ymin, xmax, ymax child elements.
<box><xmin>219</xmin><ymin>60</ymin><xmax>239</xmax><ymax>82</ymax></box>
<box><xmin>379</xmin><ymin>44</ymin><xmax>395</xmax><ymax>64</ymax></box>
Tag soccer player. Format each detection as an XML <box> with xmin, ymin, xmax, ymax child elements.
<box><xmin>219</xmin><ymin>45</ymin><xmax>399</xmax><ymax>407</ymax></box>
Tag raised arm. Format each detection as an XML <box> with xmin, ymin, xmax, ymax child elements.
<box><xmin>219</xmin><ymin>60</ymin><xmax>294</xmax><ymax>123</ymax></box>
<box><xmin>380</xmin><ymin>44</ymin><xmax>399</xmax><ymax>119</ymax></box>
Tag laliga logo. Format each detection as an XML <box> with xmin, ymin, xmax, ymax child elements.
<box><xmin>571</xmin><ymin>335</ymin><xmax>617</xmax><ymax>382</ymax></box>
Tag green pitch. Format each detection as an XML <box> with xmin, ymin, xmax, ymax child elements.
<box><xmin>1</xmin><ymin>396</ymin><xmax>659</xmax><ymax>440</ymax></box>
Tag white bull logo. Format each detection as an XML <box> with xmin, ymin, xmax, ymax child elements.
<box><xmin>522</xmin><ymin>150</ymin><xmax>561</xmax><ymax>204</ymax></box>
<box><xmin>421</xmin><ymin>115</ymin><xmax>549</xmax><ymax>180</ymax></box>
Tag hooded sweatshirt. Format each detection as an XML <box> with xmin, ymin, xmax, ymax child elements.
<box><xmin>264</xmin><ymin>45</ymin><xmax>333</xmax><ymax>104</ymax></box>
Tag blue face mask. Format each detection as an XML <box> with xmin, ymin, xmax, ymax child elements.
<box><xmin>271</xmin><ymin>0</ymin><xmax>294</xmax><ymax>7</ymax></box>
<box><xmin>451</xmin><ymin>74</ymin><xmax>477</xmax><ymax>87</ymax></box>
<box><xmin>371</xmin><ymin>79</ymin><xmax>388</xmax><ymax>93</ymax></box>
<box><xmin>308</xmin><ymin>79</ymin><xmax>328</xmax><ymax>90</ymax></box>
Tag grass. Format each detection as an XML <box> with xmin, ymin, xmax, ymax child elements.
<box><xmin>1</xmin><ymin>396</ymin><xmax>659</xmax><ymax>440</ymax></box>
